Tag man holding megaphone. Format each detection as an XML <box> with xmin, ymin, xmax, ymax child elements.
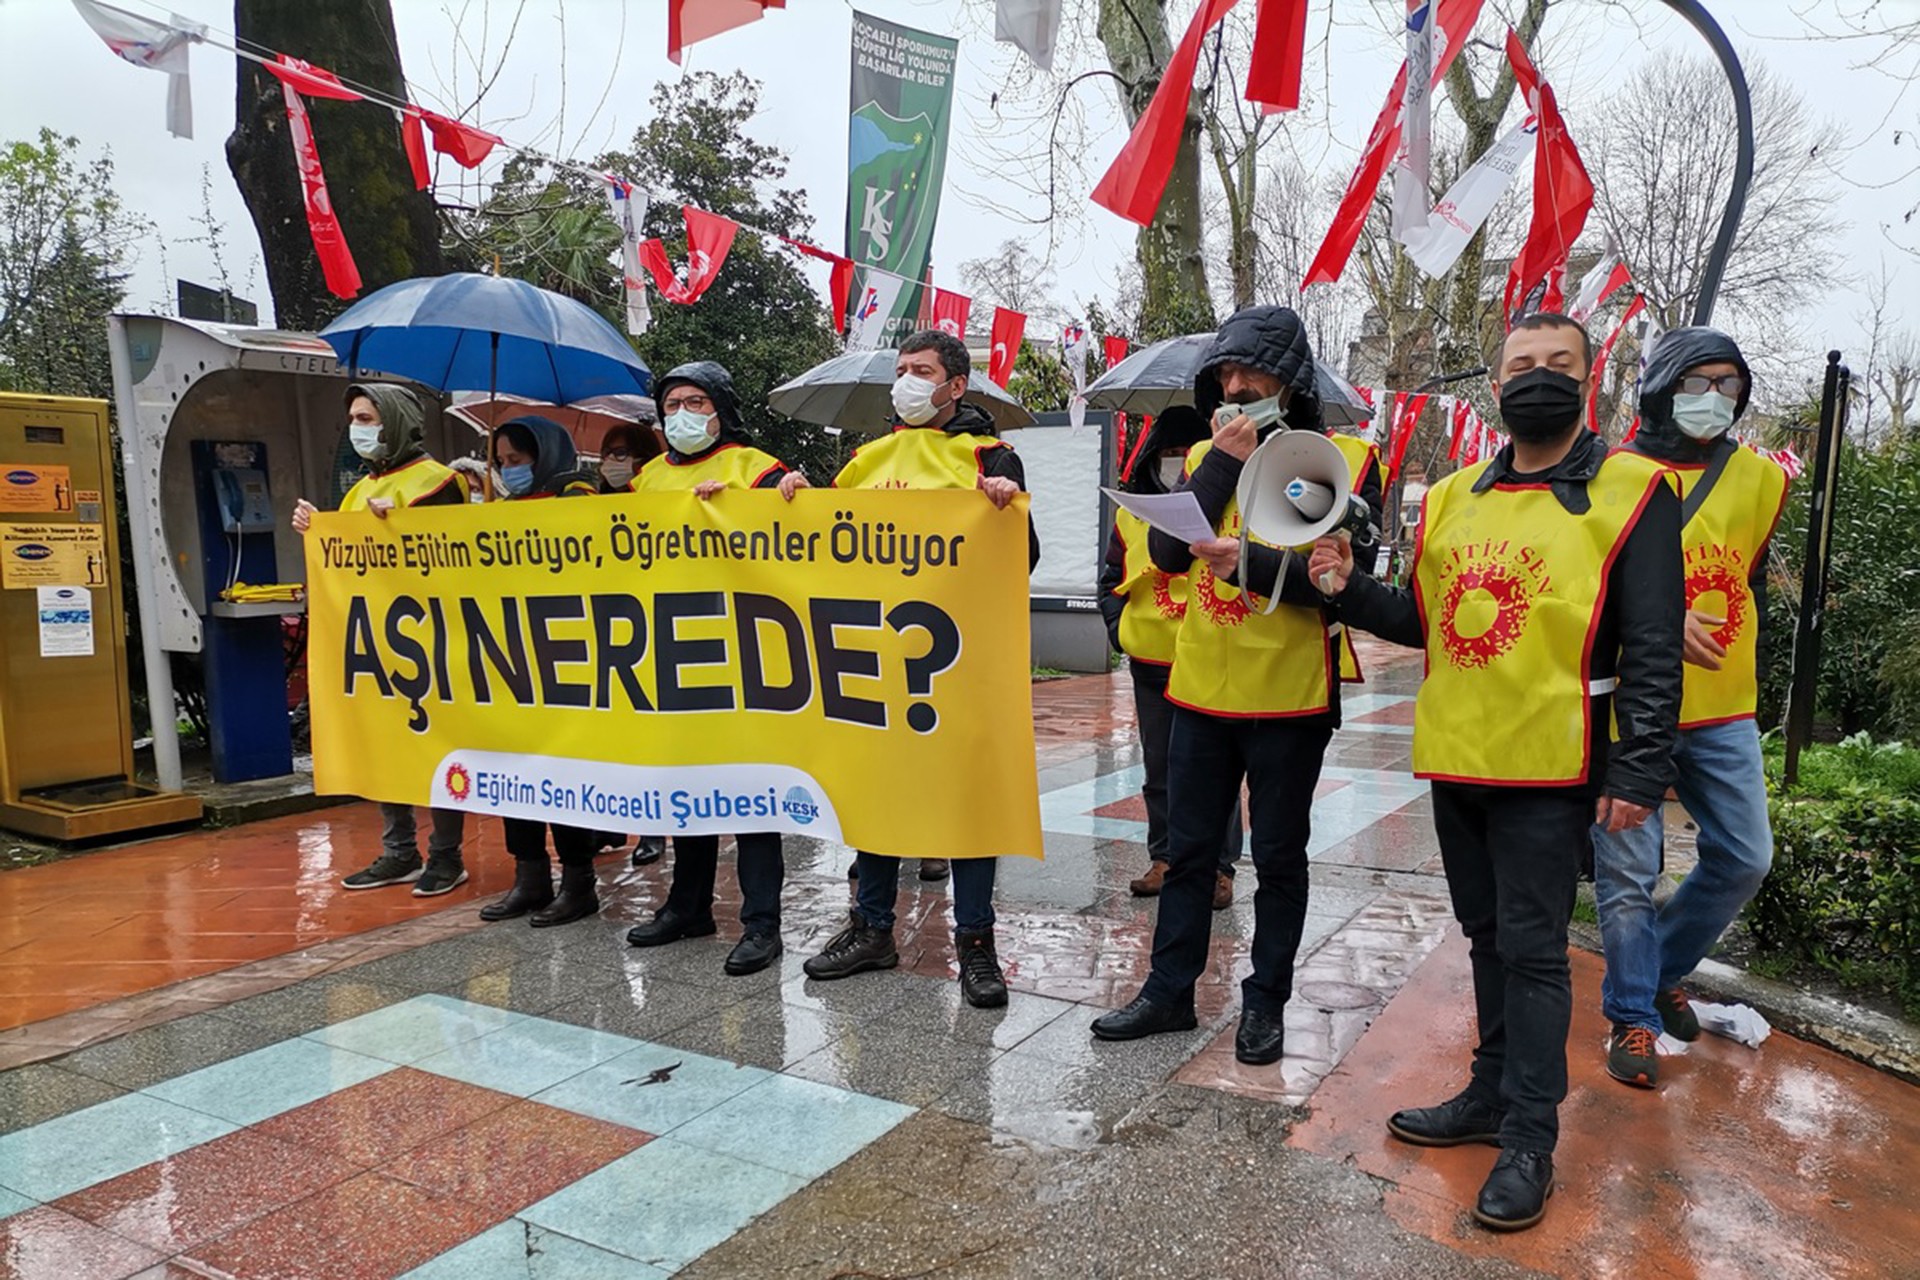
<box><xmin>1307</xmin><ymin>312</ymin><xmax>1683</xmax><ymax>1231</ymax></box>
<box><xmin>1090</xmin><ymin>305</ymin><xmax>1383</xmax><ymax>1069</ymax></box>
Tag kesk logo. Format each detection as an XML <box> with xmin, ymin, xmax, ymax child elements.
<box><xmin>443</xmin><ymin>762</ymin><xmax>472</xmax><ymax>802</ymax></box>
<box><xmin>13</xmin><ymin>544</ymin><xmax>51</xmax><ymax>561</ymax></box>
<box><xmin>6</xmin><ymin>470</ymin><xmax>38</xmax><ymax>486</ymax></box>
<box><xmin>1438</xmin><ymin>558</ymin><xmax>1540</xmax><ymax>669</ymax></box>
<box><xmin>781</xmin><ymin>785</ymin><xmax>820</xmax><ymax>826</ymax></box>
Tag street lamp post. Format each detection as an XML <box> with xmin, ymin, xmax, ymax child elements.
<box><xmin>1656</xmin><ymin>0</ymin><xmax>1754</xmax><ymax>325</ymax></box>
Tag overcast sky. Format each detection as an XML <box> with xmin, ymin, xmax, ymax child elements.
<box><xmin>4</xmin><ymin>0</ymin><xmax>1916</xmax><ymax>392</ymax></box>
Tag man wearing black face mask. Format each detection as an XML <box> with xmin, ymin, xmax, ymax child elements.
<box><xmin>1309</xmin><ymin>312</ymin><xmax>1683</xmax><ymax>1232</ymax></box>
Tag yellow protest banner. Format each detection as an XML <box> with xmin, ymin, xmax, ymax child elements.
<box><xmin>306</xmin><ymin>489</ymin><xmax>1042</xmax><ymax>860</ymax></box>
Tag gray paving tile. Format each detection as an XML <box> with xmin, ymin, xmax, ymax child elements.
<box><xmin>212</xmin><ymin>971</ymin><xmax>420</xmax><ymax>1037</ymax></box>
<box><xmin>541</xmin><ymin>974</ymin><xmax>749</xmax><ymax>1042</ymax></box>
<box><xmin>651</xmin><ymin>992</ymin><xmax>862</xmax><ymax>1071</ymax></box>
<box><xmin>438</xmin><ymin>954</ymin><xmax>628</xmax><ymax>1016</ymax></box>
<box><xmin>784</xmin><ymin>1020</ymin><xmax>1000</xmax><ymax>1109</ymax></box>
<box><xmin>54</xmin><ymin>1013</ymin><xmax>284</xmax><ymax>1092</ymax></box>
<box><xmin>340</xmin><ymin>936</ymin><xmax>526</xmax><ymax>992</ymax></box>
<box><xmin>877</xmin><ymin>980</ymin><xmax>1080</xmax><ymax>1052</ymax></box>
<box><xmin>0</xmin><ymin>1063</ymin><xmax>127</xmax><ymax>1137</ymax></box>
<box><xmin>931</xmin><ymin>1050</ymin><xmax>1163</xmax><ymax>1150</ymax></box>
<box><xmin>1005</xmin><ymin>1008</ymin><xmax>1216</xmax><ymax>1084</ymax></box>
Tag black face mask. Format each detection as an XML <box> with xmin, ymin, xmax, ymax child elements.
<box><xmin>1496</xmin><ymin>367</ymin><xmax>1584</xmax><ymax>443</ymax></box>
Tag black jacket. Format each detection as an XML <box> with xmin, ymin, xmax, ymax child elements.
<box><xmin>1099</xmin><ymin>407</ymin><xmax>1210</xmax><ymax>650</ymax></box>
<box><xmin>911</xmin><ymin>400</ymin><xmax>1039</xmax><ymax>571</ymax></box>
<box><xmin>1337</xmin><ymin>430</ymin><xmax>1683</xmax><ymax>807</ymax></box>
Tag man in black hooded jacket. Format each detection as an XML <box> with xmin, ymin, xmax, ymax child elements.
<box><xmin>1097</xmin><ymin>405</ymin><xmax>1244</xmax><ymax>906</ymax></box>
<box><xmin>1090</xmin><ymin>305</ymin><xmax>1384</xmax><ymax>1070</ymax></box>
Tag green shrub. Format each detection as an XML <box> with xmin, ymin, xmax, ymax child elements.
<box><xmin>1749</xmin><ymin>742</ymin><xmax>1920</xmax><ymax>1015</ymax></box>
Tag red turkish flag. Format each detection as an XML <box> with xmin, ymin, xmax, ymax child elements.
<box><xmin>1384</xmin><ymin>392</ymin><xmax>1429</xmax><ymax>483</ymax></box>
<box><xmin>1103</xmin><ymin>335</ymin><xmax>1130</xmax><ymax>370</ymax></box>
<box><xmin>931</xmin><ymin>289</ymin><xmax>972</xmax><ymax>339</ymax></box>
<box><xmin>639</xmin><ymin>206</ymin><xmax>740</xmax><ymax>304</ymax></box>
<box><xmin>783</xmin><ymin>239</ymin><xmax>856</xmax><ymax>333</ymax></box>
<box><xmin>1091</xmin><ymin>0</ymin><xmax>1240</xmax><ymax>226</ymax></box>
<box><xmin>668</xmin><ymin>0</ymin><xmax>785</xmax><ymax>64</ymax></box>
<box><xmin>1245</xmin><ymin>0</ymin><xmax>1309</xmax><ymax>112</ymax></box>
<box><xmin>1302</xmin><ymin>0</ymin><xmax>1482</xmax><ymax>287</ymax></box>
<box><xmin>269</xmin><ymin>64</ymin><xmax>360</xmax><ymax>299</ymax></box>
<box><xmin>399</xmin><ymin>108</ymin><xmax>431</xmax><ymax>190</ymax></box>
<box><xmin>1587</xmin><ymin>294</ymin><xmax>1647</xmax><ymax>433</ymax></box>
<box><xmin>419</xmin><ymin>109</ymin><xmax>500</xmax><ymax>168</ymax></box>
<box><xmin>265</xmin><ymin>55</ymin><xmax>361</xmax><ymax>102</ymax></box>
<box><xmin>1501</xmin><ymin>30</ymin><xmax>1593</xmax><ymax>323</ymax></box>
<box><xmin>988</xmin><ymin>307</ymin><xmax>1026</xmax><ymax>387</ymax></box>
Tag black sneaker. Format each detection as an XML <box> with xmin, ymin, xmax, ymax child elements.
<box><xmin>1606</xmin><ymin>1022</ymin><xmax>1660</xmax><ymax>1089</ymax></box>
<box><xmin>1655</xmin><ymin>987</ymin><xmax>1701</xmax><ymax>1042</ymax></box>
<box><xmin>803</xmin><ymin>919</ymin><xmax>898</xmax><ymax>980</ymax></box>
<box><xmin>342</xmin><ymin>851</ymin><xmax>422</xmax><ymax>890</ymax></box>
<box><xmin>412</xmin><ymin>858</ymin><xmax>469</xmax><ymax>897</ymax></box>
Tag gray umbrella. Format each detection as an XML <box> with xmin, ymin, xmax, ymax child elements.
<box><xmin>1085</xmin><ymin>332</ymin><xmax>1373</xmax><ymax>428</ymax></box>
<box><xmin>768</xmin><ymin>348</ymin><xmax>1035</xmax><ymax>434</ymax></box>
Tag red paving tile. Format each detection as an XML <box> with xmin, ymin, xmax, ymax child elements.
<box><xmin>252</xmin><ymin>1069</ymin><xmax>520</xmax><ymax>1167</ymax></box>
<box><xmin>179</xmin><ymin>1171</ymin><xmax>498</xmax><ymax>1280</ymax></box>
<box><xmin>1291</xmin><ymin>932</ymin><xmax>1920</xmax><ymax>1279</ymax></box>
<box><xmin>0</xmin><ymin>1205</ymin><xmax>164</xmax><ymax>1280</ymax></box>
<box><xmin>52</xmin><ymin>1129</ymin><xmax>360</xmax><ymax>1255</ymax></box>
<box><xmin>379</xmin><ymin>1098</ymin><xmax>649</xmax><ymax>1202</ymax></box>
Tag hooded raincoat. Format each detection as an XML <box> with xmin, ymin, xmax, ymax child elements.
<box><xmin>633</xmin><ymin>361</ymin><xmax>791</xmax><ymax>491</ymax></box>
<box><xmin>340</xmin><ymin>382</ymin><xmax>467</xmax><ymax>511</ymax></box>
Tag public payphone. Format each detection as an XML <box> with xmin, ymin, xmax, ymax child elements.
<box><xmin>0</xmin><ymin>393</ymin><xmax>201</xmax><ymax>839</ymax></box>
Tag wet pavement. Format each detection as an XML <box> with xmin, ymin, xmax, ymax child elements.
<box><xmin>0</xmin><ymin>640</ymin><xmax>1913</xmax><ymax>1278</ymax></box>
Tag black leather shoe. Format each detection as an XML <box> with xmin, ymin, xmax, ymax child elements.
<box><xmin>724</xmin><ymin>932</ymin><xmax>783</xmax><ymax>976</ymax></box>
<box><xmin>803</xmin><ymin>918</ymin><xmax>898</xmax><ymax>979</ymax></box>
<box><xmin>478</xmin><ymin>860</ymin><xmax>553</xmax><ymax>922</ymax></box>
<box><xmin>1234</xmin><ymin>1009</ymin><xmax>1285</xmax><ymax>1065</ymax></box>
<box><xmin>1089</xmin><ymin>996</ymin><xmax>1197</xmax><ymax>1041</ymax></box>
<box><xmin>1473</xmin><ymin>1149</ymin><xmax>1553</xmax><ymax>1231</ymax></box>
<box><xmin>625</xmin><ymin>906</ymin><xmax>718</xmax><ymax>947</ymax></box>
<box><xmin>918</xmin><ymin>858</ymin><xmax>950</xmax><ymax>881</ymax></box>
<box><xmin>529</xmin><ymin>865</ymin><xmax>600</xmax><ymax>928</ymax></box>
<box><xmin>631</xmin><ymin>836</ymin><xmax>666</xmax><ymax>868</ymax></box>
<box><xmin>1387</xmin><ymin>1090</ymin><xmax>1506</xmax><ymax>1147</ymax></box>
<box><xmin>955</xmin><ymin>929</ymin><xmax>1008</xmax><ymax>1008</ymax></box>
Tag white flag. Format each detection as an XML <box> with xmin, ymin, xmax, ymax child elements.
<box><xmin>1403</xmin><ymin>118</ymin><xmax>1537</xmax><ymax>277</ymax></box>
<box><xmin>1568</xmin><ymin>238</ymin><xmax>1631</xmax><ymax>322</ymax></box>
<box><xmin>1389</xmin><ymin>3</ymin><xmax>1436</xmax><ymax>248</ymax></box>
<box><xmin>848</xmin><ymin>274</ymin><xmax>905</xmax><ymax>351</ymax></box>
<box><xmin>71</xmin><ymin>0</ymin><xmax>202</xmax><ymax>139</ymax></box>
<box><xmin>995</xmin><ymin>0</ymin><xmax>1062</xmax><ymax>73</ymax></box>
<box><xmin>1061</xmin><ymin>321</ymin><xmax>1089</xmax><ymax>430</ymax></box>
<box><xmin>604</xmin><ymin>177</ymin><xmax>652</xmax><ymax>336</ymax></box>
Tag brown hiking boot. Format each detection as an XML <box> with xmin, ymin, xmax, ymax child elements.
<box><xmin>1212</xmin><ymin>873</ymin><xmax>1235</xmax><ymax>911</ymax></box>
<box><xmin>1130</xmin><ymin>860</ymin><xmax>1170</xmax><ymax>896</ymax></box>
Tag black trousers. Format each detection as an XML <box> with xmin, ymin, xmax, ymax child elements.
<box><xmin>1140</xmin><ymin>705</ymin><xmax>1332</xmax><ymax>1016</ymax></box>
<box><xmin>1131</xmin><ymin>663</ymin><xmax>1244</xmax><ymax>872</ymax></box>
<box><xmin>502</xmin><ymin>818</ymin><xmax>595</xmax><ymax>868</ymax></box>
<box><xmin>664</xmin><ymin>833</ymin><xmax>785</xmax><ymax>935</ymax></box>
<box><xmin>1431</xmin><ymin>781</ymin><xmax>1589</xmax><ymax>1154</ymax></box>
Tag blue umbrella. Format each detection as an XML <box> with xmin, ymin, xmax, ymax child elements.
<box><xmin>318</xmin><ymin>273</ymin><xmax>650</xmax><ymax>403</ymax></box>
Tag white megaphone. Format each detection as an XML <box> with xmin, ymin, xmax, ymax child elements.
<box><xmin>1234</xmin><ymin>430</ymin><xmax>1373</xmax><ymax>611</ymax></box>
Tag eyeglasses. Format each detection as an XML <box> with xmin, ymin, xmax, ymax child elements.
<box><xmin>662</xmin><ymin>393</ymin><xmax>714</xmax><ymax>413</ymax></box>
<box><xmin>1677</xmin><ymin>373</ymin><xmax>1748</xmax><ymax>396</ymax></box>
<box><xmin>601</xmin><ymin>447</ymin><xmax>633</xmax><ymax>460</ymax></box>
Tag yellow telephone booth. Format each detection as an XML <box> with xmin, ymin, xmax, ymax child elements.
<box><xmin>0</xmin><ymin>392</ymin><xmax>200</xmax><ymax>838</ymax></box>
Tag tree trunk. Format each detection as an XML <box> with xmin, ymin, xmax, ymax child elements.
<box><xmin>1098</xmin><ymin>0</ymin><xmax>1215</xmax><ymax>341</ymax></box>
<box><xmin>227</xmin><ymin>1</ymin><xmax>443</xmax><ymax>331</ymax></box>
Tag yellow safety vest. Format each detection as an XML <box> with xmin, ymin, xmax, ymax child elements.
<box><xmin>631</xmin><ymin>443</ymin><xmax>786</xmax><ymax>493</ymax></box>
<box><xmin>1411</xmin><ymin>450</ymin><xmax>1670</xmax><ymax>785</ymax></box>
<box><xmin>1165</xmin><ymin>440</ymin><xmax>1339</xmax><ymax>718</ymax></box>
<box><xmin>1665</xmin><ymin>445</ymin><xmax>1790</xmax><ymax>727</ymax></box>
<box><xmin>835</xmin><ymin>427</ymin><xmax>1012</xmax><ymax>491</ymax></box>
<box><xmin>1113</xmin><ymin>509</ymin><xmax>1187</xmax><ymax>666</ymax></box>
<box><xmin>340</xmin><ymin>456</ymin><xmax>467</xmax><ymax>512</ymax></box>
<box><xmin>1330</xmin><ymin>434</ymin><xmax>1381</xmax><ymax>684</ymax></box>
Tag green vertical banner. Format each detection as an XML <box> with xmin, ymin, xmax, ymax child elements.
<box><xmin>846</xmin><ymin>11</ymin><xmax>958</xmax><ymax>344</ymax></box>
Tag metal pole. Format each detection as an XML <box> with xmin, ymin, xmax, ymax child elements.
<box><xmin>107</xmin><ymin>316</ymin><xmax>185</xmax><ymax>792</ymax></box>
<box><xmin>1783</xmin><ymin>351</ymin><xmax>1848</xmax><ymax>787</ymax></box>
<box><xmin>1656</xmin><ymin>0</ymin><xmax>1754</xmax><ymax>325</ymax></box>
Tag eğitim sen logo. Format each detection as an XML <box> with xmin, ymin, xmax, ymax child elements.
<box><xmin>6</xmin><ymin>470</ymin><xmax>40</xmax><ymax>486</ymax></box>
<box><xmin>12</xmin><ymin>544</ymin><xmax>51</xmax><ymax>561</ymax></box>
<box><xmin>443</xmin><ymin>762</ymin><xmax>472</xmax><ymax>803</ymax></box>
<box><xmin>781</xmin><ymin>785</ymin><xmax>820</xmax><ymax>826</ymax></box>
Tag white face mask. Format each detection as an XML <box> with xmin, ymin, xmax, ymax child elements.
<box><xmin>892</xmin><ymin>373</ymin><xmax>946</xmax><ymax>425</ymax></box>
<box><xmin>1671</xmin><ymin>391</ymin><xmax>1737</xmax><ymax>441</ymax></box>
<box><xmin>600</xmin><ymin>458</ymin><xmax>635</xmax><ymax>488</ymax></box>
<box><xmin>664</xmin><ymin>408</ymin><xmax>716</xmax><ymax>454</ymax></box>
<box><xmin>349</xmin><ymin>423</ymin><xmax>386</xmax><ymax>461</ymax></box>
<box><xmin>1214</xmin><ymin>393</ymin><xmax>1286</xmax><ymax>432</ymax></box>
<box><xmin>1157</xmin><ymin>456</ymin><xmax>1185</xmax><ymax>487</ymax></box>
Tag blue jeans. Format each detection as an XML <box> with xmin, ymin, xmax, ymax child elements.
<box><xmin>1592</xmin><ymin>718</ymin><xmax>1773</xmax><ymax>1031</ymax></box>
<box><xmin>854</xmin><ymin>852</ymin><xmax>996</xmax><ymax>934</ymax></box>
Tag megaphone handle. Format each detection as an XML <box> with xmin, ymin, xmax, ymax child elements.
<box><xmin>1238</xmin><ymin>532</ymin><xmax>1285</xmax><ymax>617</ymax></box>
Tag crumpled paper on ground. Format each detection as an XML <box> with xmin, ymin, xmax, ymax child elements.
<box><xmin>1689</xmin><ymin>999</ymin><xmax>1773</xmax><ymax>1049</ymax></box>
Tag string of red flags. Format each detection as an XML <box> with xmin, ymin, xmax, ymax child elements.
<box><xmin>265</xmin><ymin>56</ymin><xmax>364</xmax><ymax>300</ymax></box>
<box><xmin>1103</xmin><ymin>335</ymin><xmax>1131</xmax><ymax>370</ymax></box>
<box><xmin>638</xmin><ymin>206</ymin><xmax>740</xmax><ymax>305</ymax></box>
<box><xmin>1500</xmin><ymin>30</ymin><xmax>1593</xmax><ymax>325</ymax></box>
<box><xmin>989</xmin><ymin>308</ymin><xmax>1026</xmax><ymax>387</ymax></box>
<box><xmin>668</xmin><ymin>0</ymin><xmax>785</xmax><ymax>65</ymax></box>
<box><xmin>1245</xmin><ymin>0</ymin><xmax>1311</xmax><ymax>113</ymax></box>
<box><xmin>782</xmin><ymin>239</ymin><xmax>856</xmax><ymax>335</ymax></box>
<box><xmin>607</xmin><ymin>180</ymin><xmax>654</xmax><ymax>336</ymax></box>
<box><xmin>1589</xmin><ymin>293</ymin><xmax>1648</xmax><ymax>433</ymax></box>
<box><xmin>1303</xmin><ymin>0</ymin><xmax>1483</xmax><ymax>287</ymax></box>
<box><xmin>71</xmin><ymin>0</ymin><xmax>204</xmax><ymax>139</ymax></box>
